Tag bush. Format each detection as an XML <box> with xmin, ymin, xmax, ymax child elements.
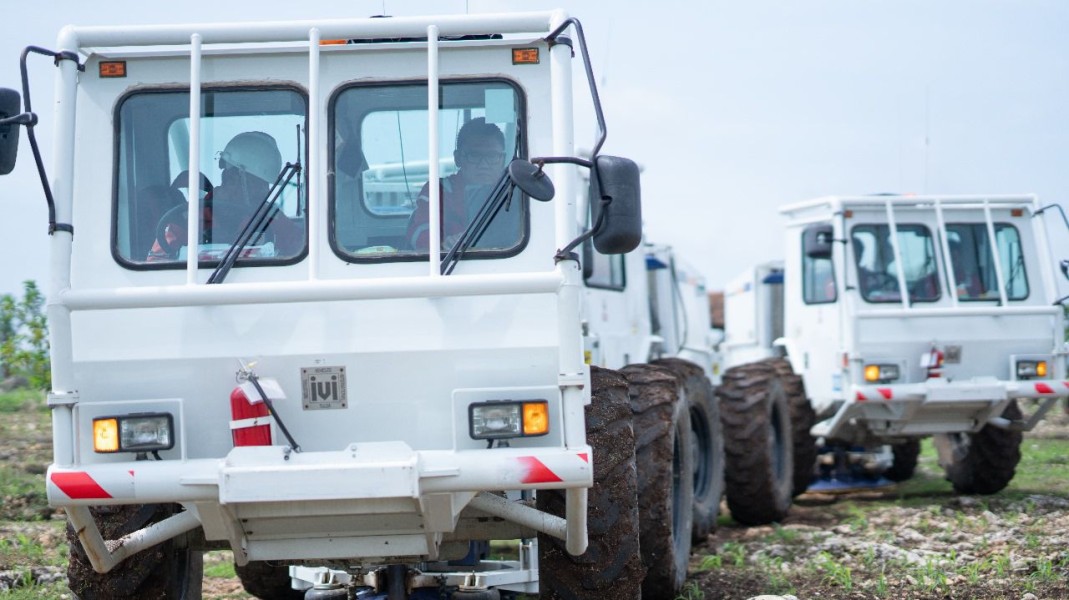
<box><xmin>0</xmin><ymin>281</ymin><xmax>49</xmax><ymax>390</ymax></box>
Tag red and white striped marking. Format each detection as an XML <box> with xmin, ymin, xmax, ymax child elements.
<box><xmin>515</xmin><ymin>451</ymin><xmax>590</xmax><ymax>485</ymax></box>
<box><xmin>50</xmin><ymin>471</ymin><xmax>113</xmax><ymax>500</ymax></box>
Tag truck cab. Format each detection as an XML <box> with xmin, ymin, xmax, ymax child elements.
<box><xmin>0</xmin><ymin>10</ymin><xmax>721</xmax><ymax>600</ymax></box>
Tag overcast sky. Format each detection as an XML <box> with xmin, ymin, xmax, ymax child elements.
<box><xmin>2</xmin><ymin>0</ymin><xmax>1068</xmax><ymax>296</ymax></box>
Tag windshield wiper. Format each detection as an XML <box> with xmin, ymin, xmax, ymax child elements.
<box><xmin>207</xmin><ymin>162</ymin><xmax>301</xmax><ymax>284</ymax></box>
<box><xmin>440</xmin><ymin>169</ymin><xmax>515</xmax><ymax>276</ymax></box>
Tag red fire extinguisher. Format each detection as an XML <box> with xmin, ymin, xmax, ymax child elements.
<box><xmin>230</xmin><ymin>382</ymin><xmax>272</xmax><ymax>446</ymax></box>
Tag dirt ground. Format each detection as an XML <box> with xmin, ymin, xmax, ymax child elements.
<box><xmin>2</xmin><ymin>397</ymin><xmax>1068</xmax><ymax>599</ymax></box>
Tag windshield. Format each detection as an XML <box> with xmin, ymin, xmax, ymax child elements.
<box><xmin>946</xmin><ymin>223</ymin><xmax>1028</xmax><ymax>301</ymax></box>
<box><xmin>114</xmin><ymin>88</ymin><xmax>307</xmax><ymax>268</ymax></box>
<box><xmin>330</xmin><ymin>80</ymin><xmax>526</xmax><ymax>261</ymax></box>
<box><xmin>851</xmin><ymin>224</ymin><xmax>940</xmax><ymax>303</ymax></box>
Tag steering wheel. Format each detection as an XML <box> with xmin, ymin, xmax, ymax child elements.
<box><xmin>863</xmin><ymin>272</ymin><xmax>899</xmax><ymax>294</ymax></box>
<box><xmin>170</xmin><ymin>170</ymin><xmax>214</xmax><ymax>198</ymax></box>
<box><xmin>153</xmin><ymin>199</ymin><xmax>255</xmax><ymax>260</ymax></box>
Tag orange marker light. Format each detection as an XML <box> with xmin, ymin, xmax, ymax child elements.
<box><xmin>1010</xmin><ymin>208</ymin><xmax>1024</xmax><ymax>217</ymax></box>
<box><xmin>864</xmin><ymin>365</ymin><xmax>881</xmax><ymax>382</ymax></box>
<box><xmin>99</xmin><ymin>61</ymin><xmax>127</xmax><ymax>78</ymax></box>
<box><xmin>522</xmin><ymin>401</ymin><xmax>549</xmax><ymax>436</ymax></box>
<box><xmin>1037</xmin><ymin>361</ymin><xmax>1048</xmax><ymax>378</ymax></box>
<box><xmin>512</xmin><ymin>48</ymin><xmax>539</xmax><ymax>64</ymax></box>
<box><xmin>320</xmin><ymin>39</ymin><xmax>348</xmax><ymax>45</ymax></box>
<box><xmin>93</xmin><ymin>418</ymin><xmax>120</xmax><ymax>452</ymax></box>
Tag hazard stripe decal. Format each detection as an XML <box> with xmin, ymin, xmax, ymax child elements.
<box><xmin>517</xmin><ymin>456</ymin><xmax>563</xmax><ymax>484</ymax></box>
<box><xmin>50</xmin><ymin>472</ymin><xmax>113</xmax><ymax>500</ymax></box>
<box><xmin>1035</xmin><ymin>382</ymin><xmax>1055</xmax><ymax>394</ymax></box>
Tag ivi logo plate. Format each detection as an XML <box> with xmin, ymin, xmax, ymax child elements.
<box><xmin>300</xmin><ymin>366</ymin><xmax>348</xmax><ymax>410</ymax></box>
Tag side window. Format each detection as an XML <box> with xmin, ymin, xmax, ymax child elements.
<box><xmin>115</xmin><ymin>88</ymin><xmax>307</xmax><ymax>268</ymax></box>
<box><xmin>330</xmin><ymin>80</ymin><xmax>526</xmax><ymax>260</ymax></box>
<box><xmin>802</xmin><ymin>225</ymin><xmax>836</xmax><ymax>304</ymax></box>
<box><xmin>851</xmin><ymin>224</ymin><xmax>939</xmax><ymax>303</ymax></box>
<box><xmin>946</xmin><ymin>223</ymin><xmax>1028</xmax><ymax>301</ymax></box>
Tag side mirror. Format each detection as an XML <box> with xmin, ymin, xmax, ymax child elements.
<box><xmin>1060</xmin><ymin>259</ymin><xmax>1069</xmax><ymax>281</ymax></box>
<box><xmin>508</xmin><ymin>159</ymin><xmax>555</xmax><ymax>202</ymax></box>
<box><xmin>0</xmin><ymin>88</ymin><xmax>21</xmax><ymax>175</ymax></box>
<box><xmin>803</xmin><ymin>224</ymin><xmax>834</xmax><ymax>259</ymax></box>
<box><xmin>590</xmin><ymin>155</ymin><xmax>641</xmax><ymax>254</ymax></box>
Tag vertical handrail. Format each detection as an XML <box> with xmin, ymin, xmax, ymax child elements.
<box><xmin>186</xmin><ymin>33</ymin><xmax>202</xmax><ymax>284</ymax></box>
<box><xmin>307</xmin><ymin>27</ymin><xmax>321</xmax><ymax>280</ymax></box>
<box><xmin>983</xmin><ymin>199</ymin><xmax>1009</xmax><ymax>305</ymax></box>
<box><xmin>885</xmin><ymin>200</ymin><xmax>910</xmax><ymax>309</ymax></box>
<box><xmin>934</xmin><ymin>197</ymin><xmax>958</xmax><ymax>305</ymax></box>
<box><xmin>427</xmin><ymin>25</ymin><xmax>441</xmax><ymax>277</ymax></box>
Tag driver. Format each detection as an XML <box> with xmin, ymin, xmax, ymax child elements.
<box><xmin>147</xmin><ymin>131</ymin><xmax>301</xmax><ymax>261</ymax></box>
<box><xmin>405</xmin><ymin>117</ymin><xmax>520</xmax><ymax>251</ymax></box>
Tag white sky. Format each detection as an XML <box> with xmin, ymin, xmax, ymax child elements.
<box><xmin>3</xmin><ymin>0</ymin><xmax>1068</xmax><ymax>296</ymax></box>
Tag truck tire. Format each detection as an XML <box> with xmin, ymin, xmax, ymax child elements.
<box><xmin>766</xmin><ymin>358</ymin><xmax>817</xmax><ymax>496</ymax></box>
<box><xmin>718</xmin><ymin>361</ymin><xmax>793</xmax><ymax>526</ymax></box>
<box><xmin>234</xmin><ymin>561</ymin><xmax>303</xmax><ymax>600</ymax></box>
<box><xmin>884</xmin><ymin>439</ymin><xmax>921</xmax><ymax>482</ymax></box>
<box><xmin>653</xmin><ymin>357</ymin><xmax>724</xmax><ymax>543</ymax></box>
<box><xmin>939</xmin><ymin>400</ymin><xmax>1023</xmax><ymax>495</ymax></box>
<box><xmin>66</xmin><ymin>503</ymin><xmax>203</xmax><ymax>600</ymax></box>
<box><xmin>621</xmin><ymin>363</ymin><xmax>694</xmax><ymax>599</ymax></box>
<box><xmin>537</xmin><ymin>366</ymin><xmax>643</xmax><ymax>600</ymax></box>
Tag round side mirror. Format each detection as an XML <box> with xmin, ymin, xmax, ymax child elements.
<box><xmin>507</xmin><ymin>159</ymin><xmax>555</xmax><ymax>202</ymax></box>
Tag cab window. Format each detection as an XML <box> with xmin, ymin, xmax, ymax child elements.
<box><xmin>330</xmin><ymin>80</ymin><xmax>526</xmax><ymax>261</ymax></box>
<box><xmin>946</xmin><ymin>223</ymin><xmax>1028</xmax><ymax>301</ymax></box>
<box><xmin>851</xmin><ymin>224</ymin><xmax>940</xmax><ymax>303</ymax></box>
<box><xmin>114</xmin><ymin>88</ymin><xmax>307</xmax><ymax>268</ymax></box>
<box><xmin>802</xmin><ymin>224</ymin><xmax>836</xmax><ymax>304</ymax></box>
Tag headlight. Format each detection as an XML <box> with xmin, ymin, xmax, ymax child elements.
<box><xmin>1016</xmin><ymin>360</ymin><xmax>1048</xmax><ymax>380</ymax></box>
<box><xmin>469</xmin><ymin>400</ymin><xmax>549</xmax><ymax>440</ymax></box>
<box><xmin>93</xmin><ymin>413</ymin><xmax>174</xmax><ymax>453</ymax></box>
<box><xmin>863</xmin><ymin>364</ymin><xmax>900</xmax><ymax>383</ymax></box>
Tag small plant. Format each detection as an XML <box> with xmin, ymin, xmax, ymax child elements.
<box><xmin>769</xmin><ymin>522</ymin><xmax>800</xmax><ymax>543</ymax></box>
<box><xmin>816</xmin><ymin>551</ymin><xmax>853</xmax><ymax>591</ymax></box>
<box><xmin>675</xmin><ymin>581</ymin><xmax>704</xmax><ymax>600</ymax></box>
<box><xmin>697</xmin><ymin>554</ymin><xmax>722</xmax><ymax>571</ymax></box>
<box><xmin>720</xmin><ymin>541</ymin><xmax>747</xmax><ymax>568</ymax></box>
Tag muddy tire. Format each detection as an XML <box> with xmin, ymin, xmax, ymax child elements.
<box><xmin>653</xmin><ymin>357</ymin><xmax>724</xmax><ymax>543</ymax></box>
<box><xmin>66</xmin><ymin>504</ymin><xmax>203</xmax><ymax>600</ymax></box>
<box><xmin>766</xmin><ymin>358</ymin><xmax>817</xmax><ymax>496</ymax></box>
<box><xmin>537</xmin><ymin>366</ymin><xmax>644</xmax><ymax>599</ymax></box>
<box><xmin>621</xmin><ymin>363</ymin><xmax>694</xmax><ymax>599</ymax></box>
<box><xmin>884</xmin><ymin>439</ymin><xmax>922</xmax><ymax>482</ymax></box>
<box><xmin>234</xmin><ymin>561</ymin><xmax>303</xmax><ymax>600</ymax></box>
<box><xmin>939</xmin><ymin>401</ymin><xmax>1023</xmax><ymax>495</ymax></box>
<box><xmin>718</xmin><ymin>361</ymin><xmax>794</xmax><ymax>525</ymax></box>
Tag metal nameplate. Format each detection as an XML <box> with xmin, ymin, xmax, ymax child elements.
<box><xmin>943</xmin><ymin>345</ymin><xmax>962</xmax><ymax>364</ymax></box>
<box><xmin>300</xmin><ymin>366</ymin><xmax>348</xmax><ymax>410</ymax></box>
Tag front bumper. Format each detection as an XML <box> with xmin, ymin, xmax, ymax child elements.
<box><xmin>812</xmin><ymin>377</ymin><xmax>1068</xmax><ymax>440</ymax></box>
<box><xmin>48</xmin><ymin>442</ymin><xmax>592</xmax><ymax>563</ymax></box>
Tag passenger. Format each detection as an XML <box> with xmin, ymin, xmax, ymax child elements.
<box><xmin>949</xmin><ymin>240</ymin><xmax>984</xmax><ymax>298</ymax></box>
<box><xmin>405</xmin><ymin>117</ymin><xmax>520</xmax><ymax>251</ymax></box>
<box><xmin>148</xmin><ymin>131</ymin><xmax>301</xmax><ymax>261</ymax></box>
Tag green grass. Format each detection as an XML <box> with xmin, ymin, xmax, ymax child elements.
<box><xmin>0</xmin><ymin>388</ymin><xmax>46</xmax><ymax>414</ymax></box>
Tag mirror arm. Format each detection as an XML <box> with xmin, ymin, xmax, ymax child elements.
<box><xmin>16</xmin><ymin>46</ymin><xmax>83</xmax><ymax>236</ymax></box>
<box><xmin>544</xmin><ymin>18</ymin><xmax>607</xmax><ymax>159</ymax></box>
<box><xmin>531</xmin><ymin>156</ymin><xmax>593</xmax><ymax>170</ymax></box>
<box><xmin>554</xmin><ymin>197</ymin><xmax>609</xmax><ymax>264</ymax></box>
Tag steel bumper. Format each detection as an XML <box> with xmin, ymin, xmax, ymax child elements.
<box><xmin>46</xmin><ymin>442</ymin><xmax>594</xmax><ymax>506</ymax></box>
<box><xmin>812</xmin><ymin>378</ymin><xmax>1069</xmax><ymax>440</ymax></box>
